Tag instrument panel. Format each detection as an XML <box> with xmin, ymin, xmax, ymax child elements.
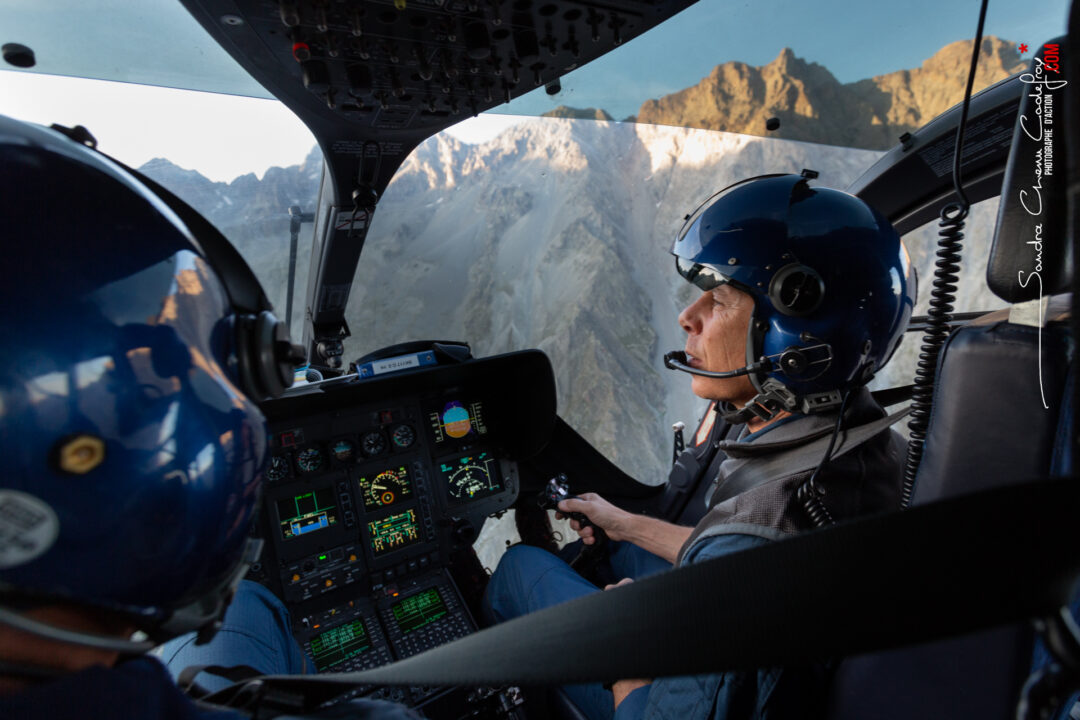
<box><xmin>249</xmin><ymin>350</ymin><xmax>557</xmax><ymax>705</ymax></box>
<box><xmin>263</xmin><ymin>392</ymin><xmax>515</xmax><ymax>602</ymax></box>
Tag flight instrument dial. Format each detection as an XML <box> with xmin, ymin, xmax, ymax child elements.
<box><xmin>331</xmin><ymin>439</ymin><xmax>355</xmax><ymax>463</ymax></box>
<box><xmin>361</xmin><ymin>431</ymin><xmax>387</xmax><ymax>457</ymax></box>
<box><xmin>391</xmin><ymin>424</ymin><xmax>415</xmax><ymax>449</ymax></box>
<box><xmin>357</xmin><ymin>466</ymin><xmax>412</xmax><ymax>511</ymax></box>
<box><xmin>268</xmin><ymin>456</ymin><xmax>290</xmax><ymax>481</ymax></box>
<box><xmin>296</xmin><ymin>448</ymin><xmax>324</xmax><ymax>474</ymax></box>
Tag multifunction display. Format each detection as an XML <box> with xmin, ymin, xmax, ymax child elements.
<box><xmin>277</xmin><ymin>488</ymin><xmax>338</xmax><ymax>540</ymax></box>
<box><xmin>439</xmin><ymin>451</ymin><xmax>502</xmax><ymax>502</ymax></box>
<box><xmin>428</xmin><ymin>400</ymin><xmax>488</xmax><ymax>444</ymax></box>
<box><xmin>367</xmin><ymin>509</ymin><xmax>421</xmax><ymax>557</ymax></box>
<box><xmin>309</xmin><ymin>619</ymin><xmax>371</xmax><ymax>672</ymax></box>
<box><xmin>392</xmin><ymin>588</ymin><xmax>448</xmax><ymax>635</ymax></box>
<box><xmin>357</xmin><ymin>466</ymin><xmax>413</xmax><ymax>512</ymax></box>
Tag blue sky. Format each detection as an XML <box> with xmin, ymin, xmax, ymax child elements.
<box><xmin>502</xmin><ymin>0</ymin><xmax>1071</xmax><ymax>120</ymax></box>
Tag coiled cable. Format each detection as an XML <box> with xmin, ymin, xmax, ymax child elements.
<box><xmin>900</xmin><ymin>0</ymin><xmax>988</xmax><ymax>507</ymax></box>
<box><xmin>797</xmin><ymin>389</ymin><xmax>852</xmax><ymax>528</ymax></box>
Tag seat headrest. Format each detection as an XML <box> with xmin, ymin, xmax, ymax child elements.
<box><xmin>988</xmin><ymin>36</ymin><xmax>1071</xmax><ymax>302</ymax></box>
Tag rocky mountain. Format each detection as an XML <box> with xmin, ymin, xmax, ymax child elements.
<box><xmin>636</xmin><ymin>37</ymin><xmax>1026</xmax><ymax>149</ymax></box>
<box><xmin>541</xmin><ymin>106</ymin><xmax>614</xmax><ymax>121</ymax></box>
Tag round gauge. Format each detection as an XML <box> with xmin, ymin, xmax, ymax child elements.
<box><xmin>391</xmin><ymin>424</ymin><xmax>415</xmax><ymax>449</ymax></box>
<box><xmin>267</xmin><ymin>456</ymin><xmax>289</xmax><ymax>481</ymax></box>
<box><xmin>361</xmin><ymin>431</ymin><xmax>387</xmax><ymax>457</ymax></box>
<box><xmin>331</xmin><ymin>438</ymin><xmax>356</xmax><ymax>463</ymax></box>
<box><xmin>296</xmin><ymin>447</ymin><xmax>324</xmax><ymax>474</ymax></box>
<box><xmin>362</xmin><ymin>469</ymin><xmax>411</xmax><ymax>508</ymax></box>
<box><xmin>447</xmin><ymin>463</ymin><xmax>493</xmax><ymax>500</ymax></box>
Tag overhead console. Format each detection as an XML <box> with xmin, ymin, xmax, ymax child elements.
<box><xmin>247</xmin><ymin>350</ymin><xmax>555</xmax><ymax>706</ymax></box>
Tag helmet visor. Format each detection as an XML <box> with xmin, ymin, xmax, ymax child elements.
<box><xmin>674</xmin><ymin>256</ymin><xmax>732</xmax><ymax>292</ymax></box>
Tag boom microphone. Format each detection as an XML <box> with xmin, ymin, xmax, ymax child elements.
<box><xmin>663</xmin><ymin>351</ymin><xmax>771</xmax><ymax>379</ymax></box>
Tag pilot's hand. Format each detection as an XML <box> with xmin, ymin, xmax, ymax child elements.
<box><xmin>604</xmin><ymin>578</ymin><xmax>633</xmax><ymax>591</ymax></box>
<box><xmin>556</xmin><ymin>493</ymin><xmax>633</xmax><ymax>544</ymax></box>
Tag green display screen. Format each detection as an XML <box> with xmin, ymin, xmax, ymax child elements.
<box><xmin>367</xmin><ymin>508</ymin><xmax>421</xmax><ymax>557</ymax></box>
<box><xmin>309</xmin><ymin>620</ymin><xmax>371</xmax><ymax>672</ymax></box>
<box><xmin>392</xmin><ymin>588</ymin><xmax>448</xmax><ymax>635</ymax></box>
<box><xmin>276</xmin><ymin>487</ymin><xmax>338</xmax><ymax>540</ymax></box>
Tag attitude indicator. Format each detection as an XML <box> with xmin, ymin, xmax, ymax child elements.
<box><xmin>440</xmin><ymin>451</ymin><xmax>501</xmax><ymax>502</ymax></box>
<box><xmin>428</xmin><ymin>400</ymin><xmax>488</xmax><ymax>444</ymax></box>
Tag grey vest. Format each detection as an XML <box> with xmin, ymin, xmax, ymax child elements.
<box><xmin>676</xmin><ymin>389</ymin><xmax>908</xmax><ymax>565</ymax></box>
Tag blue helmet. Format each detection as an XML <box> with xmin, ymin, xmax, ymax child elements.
<box><xmin>0</xmin><ymin>115</ymin><xmax>296</xmax><ymax>649</ymax></box>
<box><xmin>670</xmin><ymin>174</ymin><xmax>915</xmax><ymax>417</ymax></box>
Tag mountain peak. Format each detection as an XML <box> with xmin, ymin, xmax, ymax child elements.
<box><xmin>635</xmin><ymin>35</ymin><xmax>1025</xmax><ymax>150</ymax></box>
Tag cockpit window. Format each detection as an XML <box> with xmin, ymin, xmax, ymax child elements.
<box><xmin>0</xmin><ymin>72</ymin><xmax>323</xmax><ymax>344</ymax></box>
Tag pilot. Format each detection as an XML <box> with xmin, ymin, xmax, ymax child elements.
<box><xmin>484</xmin><ymin>174</ymin><xmax>916</xmax><ymax>720</ymax></box>
<box><xmin>0</xmin><ymin>115</ymin><xmax>416</xmax><ymax>719</ymax></box>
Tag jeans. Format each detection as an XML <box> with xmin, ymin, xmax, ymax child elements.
<box><xmin>155</xmin><ymin>580</ymin><xmax>309</xmax><ymax>692</ymax></box>
<box><xmin>483</xmin><ymin>542</ymin><xmax>671</xmax><ymax>720</ymax></box>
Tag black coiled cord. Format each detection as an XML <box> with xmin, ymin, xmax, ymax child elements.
<box><xmin>901</xmin><ymin>203</ymin><xmax>967</xmax><ymax>506</ymax></box>
<box><xmin>797</xmin><ymin>390</ymin><xmax>852</xmax><ymax>528</ymax></box>
<box><xmin>899</xmin><ymin>0</ymin><xmax>987</xmax><ymax>507</ymax></box>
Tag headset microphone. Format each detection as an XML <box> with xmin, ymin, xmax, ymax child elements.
<box><xmin>663</xmin><ymin>351</ymin><xmax>772</xmax><ymax>379</ymax></box>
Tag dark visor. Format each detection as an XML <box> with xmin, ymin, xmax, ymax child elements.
<box><xmin>674</xmin><ymin>256</ymin><xmax>731</xmax><ymax>292</ymax></box>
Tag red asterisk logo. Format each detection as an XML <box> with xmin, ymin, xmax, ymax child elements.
<box><xmin>1019</xmin><ymin>43</ymin><xmax>1029</xmax><ymax>54</ymax></box>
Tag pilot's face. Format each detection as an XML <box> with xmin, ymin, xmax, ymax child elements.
<box><xmin>678</xmin><ymin>284</ymin><xmax>756</xmax><ymax>404</ymax></box>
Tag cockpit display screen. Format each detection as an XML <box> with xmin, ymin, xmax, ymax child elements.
<box><xmin>277</xmin><ymin>487</ymin><xmax>338</xmax><ymax>541</ymax></box>
<box><xmin>392</xmin><ymin>588</ymin><xmax>448</xmax><ymax>635</ymax></box>
<box><xmin>367</xmin><ymin>509</ymin><xmax>421</xmax><ymax>557</ymax></box>
<box><xmin>428</xmin><ymin>400</ymin><xmax>488</xmax><ymax>444</ymax></box>
<box><xmin>357</xmin><ymin>465</ymin><xmax>413</xmax><ymax>512</ymax></box>
<box><xmin>439</xmin><ymin>451</ymin><xmax>502</xmax><ymax>503</ymax></box>
<box><xmin>309</xmin><ymin>620</ymin><xmax>371</xmax><ymax>672</ymax></box>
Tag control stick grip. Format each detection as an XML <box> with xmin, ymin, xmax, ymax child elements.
<box><xmin>538</xmin><ymin>473</ymin><xmax>607</xmax><ymax>545</ymax></box>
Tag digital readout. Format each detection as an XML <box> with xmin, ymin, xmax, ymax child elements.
<box><xmin>357</xmin><ymin>466</ymin><xmax>412</xmax><ymax>512</ymax></box>
<box><xmin>309</xmin><ymin>620</ymin><xmax>371</xmax><ymax>672</ymax></box>
<box><xmin>428</xmin><ymin>400</ymin><xmax>488</xmax><ymax>444</ymax></box>
<box><xmin>367</xmin><ymin>509</ymin><xmax>421</xmax><ymax>557</ymax></box>
<box><xmin>440</xmin><ymin>451</ymin><xmax>501</xmax><ymax>503</ymax></box>
<box><xmin>277</xmin><ymin>487</ymin><xmax>338</xmax><ymax>541</ymax></box>
<box><xmin>392</xmin><ymin>588</ymin><xmax>448</xmax><ymax>635</ymax></box>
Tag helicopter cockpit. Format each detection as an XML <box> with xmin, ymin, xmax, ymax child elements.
<box><xmin>0</xmin><ymin>0</ymin><xmax>1077</xmax><ymax>718</ymax></box>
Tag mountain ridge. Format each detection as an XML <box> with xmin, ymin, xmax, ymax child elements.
<box><xmin>635</xmin><ymin>36</ymin><xmax>1026</xmax><ymax>148</ymax></box>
